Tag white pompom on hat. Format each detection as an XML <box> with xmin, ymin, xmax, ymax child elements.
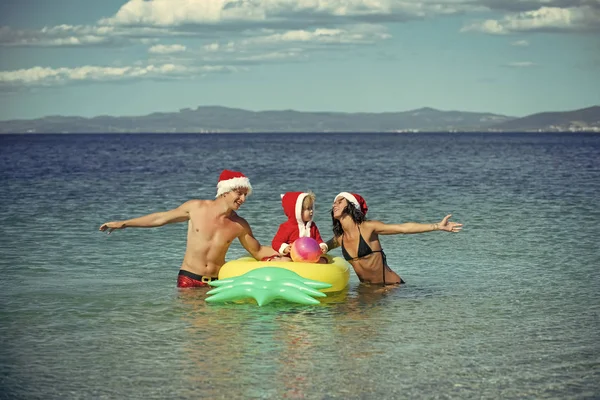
<box><xmin>216</xmin><ymin>169</ymin><xmax>253</xmax><ymax>197</ymax></box>
<box><xmin>335</xmin><ymin>192</ymin><xmax>368</xmax><ymax>215</ymax></box>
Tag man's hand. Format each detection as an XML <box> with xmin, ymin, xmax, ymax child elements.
<box><xmin>99</xmin><ymin>221</ymin><xmax>125</xmax><ymax>234</ymax></box>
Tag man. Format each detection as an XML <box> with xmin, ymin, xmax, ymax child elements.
<box><xmin>99</xmin><ymin>170</ymin><xmax>278</xmax><ymax>288</ymax></box>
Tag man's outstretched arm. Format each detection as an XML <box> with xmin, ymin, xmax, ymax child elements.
<box><xmin>99</xmin><ymin>200</ymin><xmax>194</xmax><ymax>234</ymax></box>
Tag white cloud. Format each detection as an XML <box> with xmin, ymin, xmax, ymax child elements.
<box><xmin>100</xmin><ymin>0</ymin><xmax>466</xmax><ymax>27</ymax></box>
<box><xmin>236</xmin><ymin>50</ymin><xmax>306</xmax><ymax>62</ymax></box>
<box><xmin>468</xmin><ymin>0</ymin><xmax>598</xmax><ymax>13</ymax></box>
<box><xmin>148</xmin><ymin>44</ymin><xmax>187</xmax><ymax>54</ymax></box>
<box><xmin>3</xmin><ymin>1</ymin><xmax>595</xmax><ymax>51</ymax></box>
<box><xmin>5</xmin><ymin>1</ymin><xmax>558</xmax><ymax>51</ymax></box>
<box><xmin>0</xmin><ymin>63</ymin><xmax>236</xmax><ymax>87</ymax></box>
<box><xmin>0</xmin><ymin>24</ymin><xmax>201</xmax><ymax>47</ymax></box>
<box><xmin>461</xmin><ymin>6</ymin><xmax>600</xmax><ymax>34</ymax></box>
<box><xmin>100</xmin><ymin>0</ymin><xmax>260</xmax><ymax>26</ymax></box>
<box><xmin>0</xmin><ymin>25</ymin><xmax>114</xmax><ymax>46</ymax></box>
<box><xmin>4</xmin><ymin>0</ymin><xmax>593</xmax><ymax>83</ymax></box>
<box><xmin>246</xmin><ymin>26</ymin><xmax>391</xmax><ymax>44</ymax></box>
<box><xmin>197</xmin><ymin>45</ymin><xmax>309</xmax><ymax>65</ymax></box>
<box><xmin>506</xmin><ymin>61</ymin><xmax>536</xmax><ymax>67</ymax></box>
<box><xmin>201</xmin><ymin>24</ymin><xmax>390</xmax><ymax>56</ymax></box>
<box><xmin>204</xmin><ymin>43</ymin><xmax>221</xmax><ymax>51</ymax></box>
<box><xmin>103</xmin><ymin>0</ymin><xmax>267</xmax><ymax>26</ymax></box>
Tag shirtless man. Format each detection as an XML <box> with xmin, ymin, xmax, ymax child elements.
<box><xmin>99</xmin><ymin>170</ymin><xmax>278</xmax><ymax>288</ymax></box>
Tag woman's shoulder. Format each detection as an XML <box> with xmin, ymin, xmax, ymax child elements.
<box><xmin>361</xmin><ymin>220</ymin><xmax>380</xmax><ymax>229</ymax></box>
<box><xmin>361</xmin><ymin>220</ymin><xmax>384</xmax><ymax>236</ymax></box>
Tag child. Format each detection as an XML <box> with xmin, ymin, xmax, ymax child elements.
<box><xmin>272</xmin><ymin>191</ymin><xmax>328</xmax><ymax>262</ymax></box>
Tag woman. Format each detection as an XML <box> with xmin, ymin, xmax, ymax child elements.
<box><xmin>326</xmin><ymin>192</ymin><xmax>462</xmax><ymax>285</ymax></box>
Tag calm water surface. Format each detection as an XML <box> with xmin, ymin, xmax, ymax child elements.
<box><xmin>0</xmin><ymin>133</ymin><xmax>599</xmax><ymax>399</ymax></box>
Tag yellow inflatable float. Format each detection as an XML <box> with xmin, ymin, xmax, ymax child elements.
<box><xmin>218</xmin><ymin>254</ymin><xmax>350</xmax><ymax>293</ymax></box>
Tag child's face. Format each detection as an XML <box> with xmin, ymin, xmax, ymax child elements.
<box><xmin>301</xmin><ymin>202</ymin><xmax>314</xmax><ymax>222</ymax></box>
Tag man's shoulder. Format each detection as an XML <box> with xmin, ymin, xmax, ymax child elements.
<box><xmin>229</xmin><ymin>212</ymin><xmax>251</xmax><ymax>229</ymax></box>
<box><xmin>184</xmin><ymin>199</ymin><xmax>212</xmax><ymax>208</ymax></box>
<box><xmin>229</xmin><ymin>211</ymin><xmax>246</xmax><ymax>222</ymax></box>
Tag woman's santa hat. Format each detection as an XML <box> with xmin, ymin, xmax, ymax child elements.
<box><xmin>216</xmin><ymin>169</ymin><xmax>253</xmax><ymax>197</ymax></box>
<box><xmin>335</xmin><ymin>192</ymin><xmax>368</xmax><ymax>215</ymax></box>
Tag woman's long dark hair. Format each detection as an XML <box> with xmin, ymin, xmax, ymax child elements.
<box><xmin>332</xmin><ymin>202</ymin><xmax>366</xmax><ymax>237</ymax></box>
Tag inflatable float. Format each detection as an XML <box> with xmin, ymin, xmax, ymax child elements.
<box><xmin>219</xmin><ymin>254</ymin><xmax>350</xmax><ymax>293</ymax></box>
<box><xmin>205</xmin><ymin>255</ymin><xmax>351</xmax><ymax>306</ymax></box>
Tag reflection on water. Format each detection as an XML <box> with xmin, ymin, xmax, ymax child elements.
<box><xmin>173</xmin><ymin>285</ymin><xmax>410</xmax><ymax>399</ymax></box>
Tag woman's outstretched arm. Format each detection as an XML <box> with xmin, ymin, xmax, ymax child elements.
<box><xmin>370</xmin><ymin>214</ymin><xmax>463</xmax><ymax>235</ymax></box>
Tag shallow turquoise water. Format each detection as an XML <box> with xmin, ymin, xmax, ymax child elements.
<box><xmin>0</xmin><ymin>133</ymin><xmax>599</xmax><ymax>399</ymax></box>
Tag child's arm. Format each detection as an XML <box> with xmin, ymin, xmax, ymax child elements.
<box><xmin>272</xmin><ymin>224</ymin><xmax>294</xmax><ymax>255</ymax></box>
<box><xmin>311</xmin><ymin>223</ymin><xmax>328</xmax><ymax>253</ymax></box>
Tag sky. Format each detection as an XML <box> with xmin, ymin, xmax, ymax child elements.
<box><xmin>0</xmin><ymin>0</ymin><xmax>599</xmax><ymax>120</ymax></box>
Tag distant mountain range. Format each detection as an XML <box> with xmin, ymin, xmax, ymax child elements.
<box><xmin>1</xmin><ymin>105</ymin><xmax>599</xmax><ymax>133</ymax></box>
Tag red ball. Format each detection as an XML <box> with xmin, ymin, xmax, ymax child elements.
<box><xmin>290</xmin><ymin>237</ymin><xmax>322</xmax><ymax>263</ymax></box>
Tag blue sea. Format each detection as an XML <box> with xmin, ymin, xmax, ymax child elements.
<box><xmin>1</xmin><ymin>132</ymin><xmax>599</xmax><ymax>399</ymax></box>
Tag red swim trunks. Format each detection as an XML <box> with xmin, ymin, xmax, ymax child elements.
<box><xmin>177</xmin><ymin>270</ymin><xmax>218</xmax><ymax>288</ymax></box>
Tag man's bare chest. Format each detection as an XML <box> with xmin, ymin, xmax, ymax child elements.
<box><xmin>188</xmin><ymin>213</ymin><xmax>241</xmax><ymax>241</ymax></box>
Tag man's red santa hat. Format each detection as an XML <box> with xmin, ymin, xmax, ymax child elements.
<box><xmin>216</xmin><ymin>169</ymin><xmax>253</xmax><ymax>197</ymax></box>
<box><xmin>334</xmin><ymin>192</ymin><xmax>368</xmax><ymax>215</ymax></box>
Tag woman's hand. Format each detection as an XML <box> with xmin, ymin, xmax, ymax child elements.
<box><xmin>437</xmin><ymin>214</ymin><xmax>463</xmax><ymax>232</ymax></box>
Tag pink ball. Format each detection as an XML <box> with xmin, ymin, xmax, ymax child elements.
<box><xmin>290</xmin><ymin>237</ymin><xmax>322</xmax><ymax>263</ymax></box>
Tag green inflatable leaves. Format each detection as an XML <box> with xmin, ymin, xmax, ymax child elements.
<box><xmin>205</xmin><ymin>267</ymin><xmax>332</xmax><ymax>306</ymax></box>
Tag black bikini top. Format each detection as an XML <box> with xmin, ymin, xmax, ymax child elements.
<box><xmin>341</xmin><ymin>226</ymin><xmax>382</xmax><ymax>261</ymax></box>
